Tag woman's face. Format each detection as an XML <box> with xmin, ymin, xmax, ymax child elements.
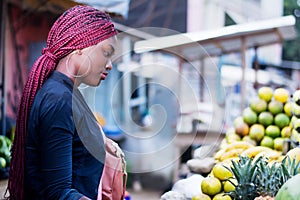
<box><xmin>76</xmin><ymin>36</ymin><xmax>117</xmax><ymax>87</ymax></box>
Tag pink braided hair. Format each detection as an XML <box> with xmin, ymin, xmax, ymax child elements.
<box><xmin>6</xmin><ymin>5</ymin><xmax>118</xmax><ymax>200</ymax></box>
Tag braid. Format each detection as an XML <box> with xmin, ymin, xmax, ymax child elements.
<box><xmin>6</xmin><ymin>5</ymin><xmax>118</xmax><ymax>200</ymax></box>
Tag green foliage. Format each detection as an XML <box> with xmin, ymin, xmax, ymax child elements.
<box><xmin>283</xmin><ymin>0</ymin><xmax>300</xmax><ymax>62</ymax></box>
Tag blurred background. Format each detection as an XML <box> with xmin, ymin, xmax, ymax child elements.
<box><xmin>0</xmin><ymin>0</ymin><xmax>300</xmax><ymax>199</ymax></box>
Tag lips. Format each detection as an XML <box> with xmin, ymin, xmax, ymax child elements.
<box><xmin>101</xmin><ymin>72</ymin><xmax>108</xmax><ymax>80</ymax></box>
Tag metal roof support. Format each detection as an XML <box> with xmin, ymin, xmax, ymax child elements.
<box><xmin>241</xmin><ymin>36</ymin><xmax>246</xmax><ymax>112</ymax></box>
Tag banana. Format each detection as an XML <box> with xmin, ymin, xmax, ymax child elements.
<box><xmin>223</xmin><ymin>141</ymin><xmax>254</xmax><ymax>152</ymax></box>
<box><xmin>220</xmin><ymin>148</ymin><xmax>245</xmax><ymax>161</ymax></box>
<box><xmin>214</xmin><ymin>148</ymin><xmax>226</xmax><ymax>160</ymax></box>
<box><xmin>241</xmin><ymin>146</ymin><xmax>273</xmax><ymax>158</ymax></box>
<box><xmin>253</xmin><ymin>150</ymin><xmax>282</xmax><ymax>162</ymax></box>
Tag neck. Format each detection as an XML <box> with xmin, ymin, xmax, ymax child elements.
<box><xmin>56</xmin><ymin>57</ymin><xmax>81</xmax><ymax>88</ymax></box>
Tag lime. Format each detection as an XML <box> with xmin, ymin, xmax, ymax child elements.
<box><xmin>260</xmin><ymin>136</ymin><xmax>274</xmax><ymax>149</ymax></box>
<box><xmin>258</xmin><ymin>112</ymin><xmax>274</xmax><ymax>127</ymax></box>
<box><xmin>243</xmin><ymin>107</ymin><xmax>257</xmax><ymax>125</ymax></box>
<box><xmin>192</xmin><ymin>194</ymin><xmax>211</xmax><ymax>200</ymax></box>
<box><xmin>0</xmin><ymin>157</ymin><xmax>6</xmax><ymax>169</ymax></box>
<box><xmin>212</xmin><ymin>164</ymin><xmax>233</xmax><ymax>181</ymax></box>
<box><xmin>249</xmin><ymin>124</ymin><xmax>265</xmax><ymax>142</ymax></box>
<box><xmin>258</xmin><ymin>87</ymin><xmax>273</xmax><ymax>102</ymax></box>
<box><xmin>274</xmin><ymin>137</ymin><xmax>285</xmax><ymax>151</ymax></box>
<box><xmin>212</xmin><ymin>193</ymin><xmax>232</xmax><ymax>200</ymax></box>
<box><xmin>284</xmin><ymin>102</ymin><xmax>293</xmax><ymax>117</ymax></box>
<box><xmin>281</xmin><ymin>126</ymin><xmax>292</xmax><ymax>138</ymax></box>
<box><xmin>201</xmin><ymin>176</ymin><xmax>222</xmax><ymax>196</ymax></box>
<box><xmin>265</xmin><ymin>125</ymin><xmax>281</xmax><ymax>138</ymax></box>
<box><xmin>250</xmin><ymin>98</ymin><xmax>267</xmax><ymax>113</ymax></box>
<box><xmin>268</xmin><ymin>101</ymin><xmax>284</xmax><ymax>115</ymax></box>
<box><xmin>223</xmin><ymin>179</ymin><xmax>237</xmax><ymax>193</ymax></box>
<box><xmin>233</xmin><ymin>116</ymin><xmax>244</xmax><ymax>127</ymax></box>
<box><xmin>274</xmin><ymin>113</ymin><xmax>290</xmax><ymax>129</ymax></box>
<box><xmin>274</xmin><ymin>88</ymin><xmax>290</xmax><ymax>103</ymax></box>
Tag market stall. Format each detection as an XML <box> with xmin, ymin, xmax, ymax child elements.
<box><xmin>134</xmin><ymin>15</ymin><xmax>297</xmax><ymax>184</ymax></box>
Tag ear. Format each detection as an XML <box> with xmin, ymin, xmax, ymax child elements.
<box><xmin>77</xmin><ymin>50</ymin><xmax>83</xmax><ymax>55</ymax></box>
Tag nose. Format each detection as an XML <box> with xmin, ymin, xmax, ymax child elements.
<box><xmin>106</xmin><ymin>60</ymin><xmax>112</xmax><ymax>70</ymax></box>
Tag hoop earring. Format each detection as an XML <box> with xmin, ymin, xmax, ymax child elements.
<box><xmin>66</xmin><ymin>50</ymin><xmax>92</xmax><ymax>78</ymax></box>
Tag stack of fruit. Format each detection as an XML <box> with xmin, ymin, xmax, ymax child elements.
<box><xmin>290</xmin><ymin>90</ymin><xmax>300</xmax><ymax>147</ymax></box>
<box><xmin>223</xmin><ymin>87</ymin><xmax>293</xmax><ymax>157</ymax></box>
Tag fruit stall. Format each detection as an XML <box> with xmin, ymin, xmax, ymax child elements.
<box><xmin>160</xmin><ymin>87</ymin><xmax>300</xmax><ymax>200</ymax></box>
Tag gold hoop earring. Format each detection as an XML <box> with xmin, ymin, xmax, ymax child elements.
<box><xmin>66</xmin><ymin>50</ymin><xmax>92</xmax><ymax>78</ymax></box>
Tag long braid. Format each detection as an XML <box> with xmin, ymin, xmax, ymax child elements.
<box><xmin>7</xmin><ymin>5</ymin><xmax>118</xmax><ymax>200</ymax></box>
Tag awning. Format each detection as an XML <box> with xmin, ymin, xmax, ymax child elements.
<box><xmin>134</xmin><ymin>15</ymin><xmax>297</xmax><ymax>61</ymax></box>
<box><xmin>133</xmin><ymin>15</ymin><xmax>297</xmax><ymax>112</ymax></box>
<box><xmin>7</xmin><ymin>0</ymin><xmax>130</xmax><ymax>18</ymax></box>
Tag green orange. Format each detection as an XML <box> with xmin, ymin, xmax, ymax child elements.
<box><xmin>258</xmin><ymin>87</ymin><xmax>273</xmax><ymax>102</ymax></box>
<box><xmin>243</xmin><ymin>107</ymin><xmax>257</xmax><ymax>125</ymax></box>
<box><xmin>265</xmin><ymin>125</ymin><xmax>281</xmax><ymax>138</ymax></box>
<box><xmin>258</xmin><ymin>112</ymin><xmax>274</xmax><ymax>127</ymax></box>
<box><xmin>268</xmin><ymin>101</ymin><xmax>284</xmax><ymax>115</ymax></box>
<box><xmin>260</xmin><ymin>136</ymin><xmax>274</xmax><ymax>149</ymax></box>
<box><xmin>249</xmin><ymin>124</ymin><xmax>265</xmax><ymax>142</ymax></box>
<box><xmin>250</xmin><ymin>98</ymin><xmax>267</xmax><ymax>113</ymax></box>
<box><xmin>274</xmin><ymin>88</ymin><xmax>290</xmax><ymax>103</ymax></box>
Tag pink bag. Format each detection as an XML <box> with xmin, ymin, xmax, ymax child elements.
<box><xmin>98</xmin><ymin>138</ymin><xmax>127</xmax><ymax>200</ymax></box>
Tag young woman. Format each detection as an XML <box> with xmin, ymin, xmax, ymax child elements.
<box><xmin>7</xmin><ymin>5</ymin><xmax>118</xmax><ymax>200</ymax></box>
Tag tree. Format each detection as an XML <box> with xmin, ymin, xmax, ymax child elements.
<box><xmin>283</xmin><ymin>0</ymin><xmax>300</xmax><ymax>62</ymax></box>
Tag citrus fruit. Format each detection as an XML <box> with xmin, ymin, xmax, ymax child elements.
<box><xmin>212</xmin><ymin>193</ymin><xmax>232</xmax><ymax>200</ymax></box>
<box><xmin>0</xmin><ymin>157</ymin><xmax>6</xmax><ymax>169</ymax></box>
<box><xmin>281</xmin><ymin>126</ymin><xmax>292</xmax><ymax>138</ymax></box>
<box><xmin>268</xmin><ymin>101</ymin><xmax>284</xmax><ymax>115</ymax></box>
<box><xmin>233</xmin><ymin>116</ymin><xmax>243</xmax><ymax>127</ymax></box>
<box><xmin>250</xmin><ymin>98</ymin><xmax>267</xmax><ymax>113</ymax></box>
<box><xmin>273</xmin><ymin>137</ymin><xmax>285</xmax><ymax>151</ymax></box>
<box><xmin>260</xmin><ymin>136</ymin><xmax>274</xmax><ymax>149</ymax></box>
<box><xmin>249</xmin><ymin>124</ymin><xmax>265</xmax><ymax>142</ymax></box>
<box><xmin>242</xmin><ymin>135</ymin><xmax>257</xmax><ymax>146</ymax></box>
<box><xmin>192</xmin><ymin>194</ymin><xmax>211</xmax><ymax>200</ymax></box>
<box><xmin>223</xmin><ymin>179</ymin><xmax>237</xmax><ymax>192</ymax></box>
<box><xmin>226</xmin><ymin>133</ymin><xmax>241</xmax><ymax>144</ymax></box>
<box><xmin>265</xmin><ymin>125</ymin><xmax>281</xmax><ymax>138</ymax></box>
<box><xmin>201</xmin><ymin>176</ymin><xmax>222</xmax><ymax>196</ymax></box>
<box><xmin>274</xmin><ymin>113</ymin><xmax>290</xmax><ymax>129</ymax></box>
<box><xmin>243</xmin><ymin>107</ymin><xmax>257</xmax><ymax>125</ymax></box>
<box><xmin>274</xmin><ymin>88</ymin><xmax>290</xmax><ymax>103</ymax></box>
<box><xmin>212</xmin><ymin>164</ymin><xmax>233</xmax><ymax>181</ymax></box>
<box><xmin>284</xmin><ymin>102</ymin><xmax>293</xmax><ymax>117</ymax></box>
<box><xmin>258</xmin><ymin>86</ymin><xmax>273</xmax><ymax>102</ymax></box>
<box><xmin>258</xmin><ymin>112</ymin><xmax>274</xmax><ymax>127</ymax></box>
<box><xmin>234</xmin><ymin>121</ymin><xmax>249</xmax><ymax>137</ymax></box>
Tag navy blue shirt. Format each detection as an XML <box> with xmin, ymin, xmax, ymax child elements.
<box><xmin>25</xmin><ymin>71</ymin><xmax>106</xmax><ymax>200</ymax></box>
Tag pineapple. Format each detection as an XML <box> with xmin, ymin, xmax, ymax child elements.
<box><xmin>254</xmin><ymin>159</ymin><xmax>290</xmax><ymax>199</ymax></box>
<box><xmin>226</xmin><ymin>155</ymin><xmax>299</xmax><ymax>200</ymax></box>
<box><xmin>225</xmin><ymin>155</ymin><xmax>260</xmax><ymax>200</ymax></box>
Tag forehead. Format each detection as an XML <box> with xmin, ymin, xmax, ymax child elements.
<box><xmin>97</xmin><ymin>36</ymin><xmax>117</xmax><ymax>49</ymax></box>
